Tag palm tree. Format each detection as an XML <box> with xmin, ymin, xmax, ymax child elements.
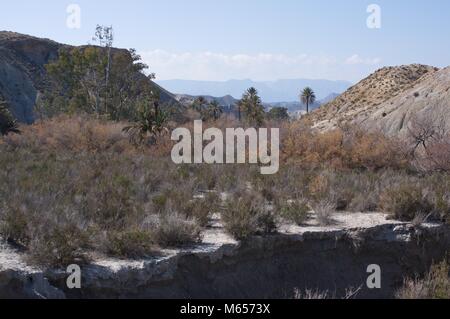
<box><xmin>193</xmin><ymin>96</ymin><xmax>207</xmax><ymax>113</ymax></box>
<box><xmin>300</xmin><ymin>87</ymin><xmax>316</xmax><ymax>114</ymax></box>
<box><xmin>240</xmin><ymin>87</ymin><xmax>265</xmax><ymax>127</ymax></box>
<box><xmin>208</xmin><ymin>100</ymin><xmax>223</xmax><ymax>121</ymax></box>
<box><xmin>236</xmin><ymin>100</ymin><xmax>243</xmax><ymax>122</ymax></box>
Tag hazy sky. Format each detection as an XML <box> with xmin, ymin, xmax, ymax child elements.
<box><xmin>1</xmin><ymin>0</ymin><xmax>449</xmax><ymax>82</ymax></box>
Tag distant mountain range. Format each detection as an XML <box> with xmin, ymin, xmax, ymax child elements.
<box><xmin>174</xmin><ymin>94</ymin><xmax>238</xmax><ymax>107</ymax></box>
<box><xmin>158</xmin><ymin>79</ymin><xmax>352</xmax><ymax>103</ymax></box>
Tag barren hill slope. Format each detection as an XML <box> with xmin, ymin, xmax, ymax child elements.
<box><xmin>310</xmin><ymin>64</ymin><xmax>439</xmax><ymax>131</ymax></box>
<box><xmin>360</xmin><ymin>66</ymin><xmax>450</xmax><ymax>137</ymax></box>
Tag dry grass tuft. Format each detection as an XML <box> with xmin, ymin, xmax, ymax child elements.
<box><xmin>397</xmin><ymin>260</ymin><xmax>450</xmax><ymax>299</ymax></box>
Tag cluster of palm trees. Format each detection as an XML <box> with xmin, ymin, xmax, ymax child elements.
<box><xmin>122</xmin><ymin>85</ymin><xmax>317</xmax><ymax>146</ymax></box>
<box><xmin>193</xmin><ymin>86</ymin><xmax>317</xmax><ymax>127</ymax></box>
<box><xmin>193</xmin><ymin>97</ymin><xmax>223</xmax><ymax>121</ymax></box>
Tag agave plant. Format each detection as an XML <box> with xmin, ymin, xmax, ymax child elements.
<box><xmin>0</xmin><ymin>101</ymin><xmax>21</xmax><ymax>136</ymax></box>
<box><xmin>123</xmin><ymin>96</ymin><xmax>169</xmax><ymax>145</ymax></box>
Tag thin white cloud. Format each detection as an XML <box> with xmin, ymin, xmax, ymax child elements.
<box><xmin>140</xmin><ymin>50</ymin><xmax>380</xmax><ymax>81</ymax></box>
<box><xmin>345</xmin><ymin>54</ymin><xmax>381</xmax><ymax>65</ymax></box>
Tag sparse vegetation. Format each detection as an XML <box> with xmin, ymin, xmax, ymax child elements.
<box><xmin>397</xmin><ymin>260</ymin><xmax>450</xmax><ymax>299</ymax></box>
<box><xmin>1</xmin><ymin>108</ymin><xmax>450</xmax><ymax>267</ymax></box>
<box><xmin>1</xmin><ymin>18</ymin><xmax>450</xmax><ymax>301</ymax></box>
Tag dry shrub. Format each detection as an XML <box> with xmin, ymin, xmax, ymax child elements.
<box><xmin>151</xmin><ymin>211</ymin><xmax>202</xmax><ymax>248</ymax></box>
<box><xmin>294</xmin><ymin>288</ymin><xmax>329</xmax><ymax>299</ymax></box>
<box><xmin>343</xmin><ymin>127</ymin><xmax>409</xmax><ymax>170</ymax></box>
<box><xmin>408</xmin><ymin>115</ymin><xmax>450</xmax><ymax>173</ymax></box>
<box><xmin>105</xmin><ymin>230</ymin><xmax>155</xmax><ymax>259</ymax></box>
<box><xmin>3</xmin><ymin>115</ymin><xmax>128</xmax><ymax>153</ymax></box>
<box><xmin>380</xmin><ymin>183</ymin><xmax>433</xmax><ymax>221</ymax></box>
<box><xmin>293</xmin><ymin>286</ymin><xmax>361</xmax><ymax>299</ymax></box>
<box><xmin>418</xmin><ymin>140</ymin><xmax>450</xmax><ymax>173</ymax></box>
<box><xmin>28</xmin><ymin>223</ymin><xmax>91</xmax><ymax>267</ymax></box>
<box><xmin>2</xmin><ymin>114</ymin><xmax>174</xmax><ymax>157</ymax></box>
<box><xmin>0</xmin><ymin>204</ymin><xmax>30</xmax><ymax>246</ymax></box>
<box><xmin>312</xmin><ymin>200</ymin><xmax>335</xmax><ymax>226</ymax></box>
<box><xmin>432</xmin><ymin>192</ymin><xmax>450</xmax><ymax>223</ymax></box>
<box><xmin>397</xmin><ymin>260</ymin><xmax>450</xmax><ymax>299</ymax></box>
<box><xmin>281</xmin><ymin>122</ymin><xmax>408</xmax><ymax>170</ymax></box>
<box><xmin>278</xmin><ymin>198</ymin><xmax>310</xmax><ymax>225</ymax></box>
<box><xmin>177</xmin><ymin>194</ymin><xmax>218</xmax><ymax>227</ymax></box>
<box><xmin>222</xmin><ymin>191</ymin><xmax>277</xmax><ymax>240</ymax></box>
<box><xmin>282</xmin><ymin>122</ymin><xmax>345</xmax><ymax>168</ymax></box>
<box><xmin>308</xmin><ymin>174</ymin><xmax>330</xmax><ymax>201</ymax></box>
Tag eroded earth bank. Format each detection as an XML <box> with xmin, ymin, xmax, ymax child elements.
<box><xmin>1</xmin><ymin>213</ymin><xmax>449</xmax><ymax>299</ymax></box>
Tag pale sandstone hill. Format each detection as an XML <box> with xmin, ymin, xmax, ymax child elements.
<box><xmin>310</xmin><ymin>64</ymin><xmax>439</xmax><ymax>131</ymax></box>
<box><xmin>360</xmin><ymin>66</ymin><xmax>450</xmax><ymax>137</ymax></box>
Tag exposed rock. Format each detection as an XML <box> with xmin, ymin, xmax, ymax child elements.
<box><xmin>1</xmin><ymin>213</ymin><xmax>449</xmax><ymax>299</ymax></box>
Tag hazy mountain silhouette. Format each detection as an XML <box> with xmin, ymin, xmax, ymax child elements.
<box><xmin>157</xmin><ymin>79</ymin><xmax>352</xmax><ymax>103</ymax></box>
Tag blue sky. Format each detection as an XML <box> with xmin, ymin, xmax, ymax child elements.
<box><xmin>1</xmin><ymin>0</ymin><xmax>449</xmax><ymax>82</ymax></box>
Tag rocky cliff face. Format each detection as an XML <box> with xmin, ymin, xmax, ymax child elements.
<box><xmin>0</xmin><ymin>31</ymin><xmax>179</xmax><ymax>123</ymax></box>
<box><xmin>1</xmin><ymin>213</ymin><xmax>449</xmax><ymax>299</ymax></box>
<box><xmin>0</xmin><ymin>32</ymin><xmax>60</xmax><ymax>123</ymax></box>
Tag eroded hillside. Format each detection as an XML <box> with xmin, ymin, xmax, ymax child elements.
<box><xmin>310</xmin><ymin>64</ymin><xmax>439</xmax><ymax>132</ymax></box>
